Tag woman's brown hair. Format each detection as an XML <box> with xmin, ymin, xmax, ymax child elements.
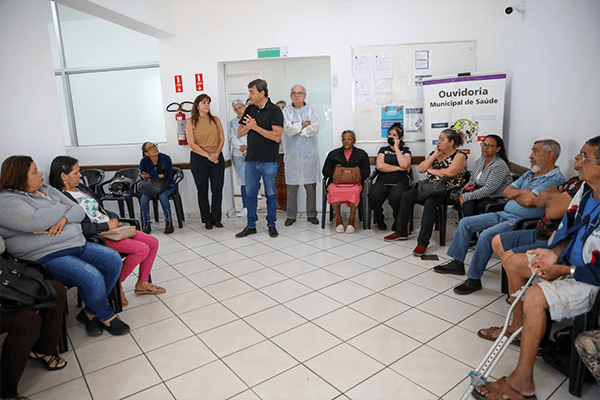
<box><xmin>0</xmin><ymin>155</ymin><xmax>34</xmax><ymax>192</ymax></box>
<box><xmin>190</xmin><ymin>94</ymin><xmax>217</xmax><ymax>127</ymax></box>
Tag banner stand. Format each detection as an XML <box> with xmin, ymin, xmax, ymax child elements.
<box><xmin>422</xmin><ymin>71</ymin><xmax>506</xmax><ymax>168</ymax></box>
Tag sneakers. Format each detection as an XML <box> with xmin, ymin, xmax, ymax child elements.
<box><xmin>412</xmin><ymin>245</ymin><xmax>427</xmax><ymax>256</ymax></box>
<box><xmin>237</xmin><ymin>208</ymin><xmax>248</xmax><ymax>218</ymax></box>
<box><xmin>384</xmin><ymin>232</ymin><xmax>407</xmax><ymax>242</ymax></box>
<box><xmin>433</xmin><ymin>259</ymin><xmax>465</xmax><ymax>275</ymax></box>
<box><xmin>454</xmin><ymin>278</ymin><xmax>482</xmax><ymax>295</ymax></box>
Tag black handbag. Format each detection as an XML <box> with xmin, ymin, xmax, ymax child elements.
<box><xmin>138</xmin><ymin>177</ymin><xmax>169</xmax><ymax>197</ymax></box>
<box><xmin>417</xmin><ymin>177</ymin><xmax>448</xmax><ymax>202</ymax></box>
<box><xmin>0</xmin><ymin>256</ymin><xmax>58</xmax><ymax>313</ymax></box>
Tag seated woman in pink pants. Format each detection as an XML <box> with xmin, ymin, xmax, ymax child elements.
<box><xmin>50</xmin><ymin>156</ymin><xmax>166</xmax><ymax>307</ymax></box>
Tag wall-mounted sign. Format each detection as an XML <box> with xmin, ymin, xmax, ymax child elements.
<box><xmin>257</xmin><ymin>47</ymin><xmax>288</xmax><ymax>58</ymax></box>
<box><xmin>195</xmin><ymin>74</ymin><xmax>203</xmax><ymax>91</ymax></box>
<box><xmin>174</xmin><ymin>75</ymin><xmax>183</xmax><ymax>93</ymax></box>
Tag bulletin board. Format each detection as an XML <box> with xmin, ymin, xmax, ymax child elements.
<box><xmin>352</xmin><ymin>40</ymin><xmax>476</xmax><ymax>142</ymax></box>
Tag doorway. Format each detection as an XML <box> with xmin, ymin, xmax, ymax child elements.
<box><xmin>218</xmin><ymin>56</ymin><xmax>332</xmax><ymax>215</ymax></box>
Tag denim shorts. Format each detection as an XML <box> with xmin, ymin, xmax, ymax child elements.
<box><xmin>499</xmin><ymin>229</ymin><xmax>548</xmax><ymax>254</ymax></box>
<box><xmin>538</xmin><ymin>278</ymin><xmax>600</xmax><ymax>321</ymax></box>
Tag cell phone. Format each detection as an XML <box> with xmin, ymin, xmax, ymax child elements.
<box><xmin>421</xmin><ymin>254</ymin><xmax>439</xmax><ymax>261</ymax></box>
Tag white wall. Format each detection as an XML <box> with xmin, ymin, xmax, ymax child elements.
<box><xmin>500</xmin><ymin>0</ymin><xmax>600</xmax><ymax>175</ymax></box>
<box><xmin>2</xmin><ymin>0</ymin><xmax>599</xmax><ymax>215</ymax></box>
<box><xmin>0</xmin><ymin>0</ymin><xmax>65</xmax><ymax>176</ymax></box>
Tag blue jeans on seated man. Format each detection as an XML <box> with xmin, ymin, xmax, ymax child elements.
<box><xmin>446</xmin><ymin>212</ymin><xmax>517</xmax><ymax>280</ymax></box>
<box><xmin>39</xmin><ymin>242</ymin><xmax>122</xmax><ymax>321</ymax></box>
<box><xmin>498</xmin><ymin>228</ymin><xmax>549</xmax><ymax>254</ymax></box>
<box><xmin>245</xmin><ymin>161</ymin><xmax>278</xmax><ymax>229</ymax></box>
<box><xmin>140</xmin><ymin>185</ymin><xmax>176</xmax><ymax>222</ymax></box>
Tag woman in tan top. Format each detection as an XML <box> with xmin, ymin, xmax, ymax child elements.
<box><xmin>186</xmin><ymin>94</ymin><xmax>225</xmax><ymax>230</ymax></box>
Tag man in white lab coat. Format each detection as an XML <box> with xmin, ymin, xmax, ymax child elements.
<box><xmin>282</xmin><ymin>85</ymin><xmax>320</xmax><ymax>226</ymax></box>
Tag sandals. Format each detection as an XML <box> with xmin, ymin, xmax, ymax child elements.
<box><xmin>134</xmin><ymin>281</ymin><xmax>166</xmax><ymax>295</ymax></box>
<box><xmin>28</xmin><ymin>352</ymin><xmax>67</xmax><ymax>371</ymax></box>
<box><xmin>477</xmin><ymin>326</ymin><xmax>521</xmax><ymax>347</ymax></box>
<box><xmin>472</xmin><ymin>376</ymin><xmax>537</xmax><ymax>400</ymax></box>
<box><xmin>121</xmin><ymin>289</ymin><xmax>129</xmax><ymax>307</ymax></box>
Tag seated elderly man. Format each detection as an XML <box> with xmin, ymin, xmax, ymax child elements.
<box><xmin>473</xmin><ymin>137</ymin><xmax>600</xmax><ymax>400</ymax></box>
<box><xmin>490</xmin><ymin>175</ymin><xmax>582</xmax><ymax>281</ymax></box>
<box><xmin>434</xmin><ymin>139</ymin><xmax>565</xmax><ymax>294</ymax></box>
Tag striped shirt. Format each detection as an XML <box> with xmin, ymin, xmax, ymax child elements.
<box><xmin>462</xmin><ymin>155</ymin><xmax>512</xmax><ymax>202</ymax></box>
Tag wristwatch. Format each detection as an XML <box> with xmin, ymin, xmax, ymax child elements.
<box><xmin>569</xmin><ymin>266</ymin><xmax>577</xmax><ymax>279</ymax></box>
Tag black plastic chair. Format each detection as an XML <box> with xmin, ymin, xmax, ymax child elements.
<box><xmin>80</xmin><ymin>168</ymin><xmax>105</xmax><ymax>197</ymax></box>
<box><xmin>569</xmin><ymin>293</ymin><xmax>600</xmax><ymax>396</ymax></box>
<box><xmin>151</xmin><ymin>167</ymin><xmax>185</xmax><ymax>228</ymax></box>
<box><xmin>409</xmin><ymin>171</ymin><xmax>469</xmax><ymax>246</ymax></box>
<box><xmin>134</xmin><ymin>167</ymin><xmax>185</xmax><ymax>228</ymax></box>
<box><xmin>98</xmin><ymin>168</ymin><xmax>140</xmax><ymax>219</ymax></box>
<box><xmin>364</xmin><ymin>168</ymin><xmax>414</xmax><ymax>230</ymax></box>
<box><xmin>320</xmin><ymin>175</ymin><xmax>367</xmax><ymax>230</ymax></box>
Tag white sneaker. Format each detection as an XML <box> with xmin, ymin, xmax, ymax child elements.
<box><xmin>237</xmin><ymin>208</ymin><xmax>247</xmax><ymax>218</ymax></box>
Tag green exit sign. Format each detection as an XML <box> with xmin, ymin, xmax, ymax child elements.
<box><xmin>257</xmin><ymin>47</ymin><xmax>288</xmax><ymax>58</ymax></box>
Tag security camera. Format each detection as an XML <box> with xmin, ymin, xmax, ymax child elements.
<box><xmin>505</xmin><ymin>1</ymin><xmax>526</xmax><ymax>15</ymax></box>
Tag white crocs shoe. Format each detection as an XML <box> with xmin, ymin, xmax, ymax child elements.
<box><xmin>346</xmin><ymin>225</ymin><xmax>355</xmax><ymax>234</ymax></box>
<box><xmin>336</xmin><ymin>224</ymin><xmax>345</xmax><ymax>233</ymax></box>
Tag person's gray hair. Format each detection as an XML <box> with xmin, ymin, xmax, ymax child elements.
<box><xmin>535</xmin><ymin>139</ymin><xmax>561</xmax><ymax>161</ymax></box>
<box><xmin>231</xmin><ymin>99</ymin><xmax>244</xmax><ymax>108</ymax></box>
<box><xmin>341</xmin><ymin>130</ymin><xmax>356</xmax><ymax>140</ymax></box>
<box><xmin>291</xmin><ymin>84</ymin><xmax>306</xmax><ymax>94</ymax></box>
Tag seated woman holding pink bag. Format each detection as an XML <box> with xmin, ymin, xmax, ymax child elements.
<box><xmin>322</xmin><ymin>130</ymin><xmax>370</xmax><ymax>233</ymax></box>
<box><xmin>50</xmin><ymin>156</ymin><xmax>166</xmax><ymax>307</ymax></box>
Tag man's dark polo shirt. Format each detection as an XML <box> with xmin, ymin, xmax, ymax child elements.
<box><xmin>240</xmin><ymin>98</ymin><xmax>284</xmax><ymax>162</ymax></box>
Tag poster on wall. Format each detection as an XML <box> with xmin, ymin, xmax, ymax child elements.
<box><xmin>381</xmin><ymin>106</ymin><xmax>403</xmax><ymax>137</ymax></box>
<box><xmin>422</xmin><ymin>71</ymin><xmax>506</xmax><ymax>168</ymax></box>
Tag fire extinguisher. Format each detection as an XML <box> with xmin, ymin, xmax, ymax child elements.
<box><xmin>166</xmin><ymin>101</ymin><xmax>193</xmax><ymax>145</ymax></box>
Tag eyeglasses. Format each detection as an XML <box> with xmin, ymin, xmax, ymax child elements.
<box><xmin>579</xmin><ymin>151</ymin><xmax>596</xmax><ymax>162</ymax></box>
<box><xmin>291</xmin><ymin>92</ymin><xmax>305</xmax><ymax>96</ymax></box>
<box><xmin>480</xmin><ymin>143</ymin><xmax>496</xmax><ymax>148</ymax></box>
<box><xmin>145</xmin><ymin>144</ymin><xmax>157</xmax><ymax>152</ymax></box>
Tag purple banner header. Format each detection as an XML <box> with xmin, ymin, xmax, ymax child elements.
<box><xmin>422</xmin><ymin>73</ymin><xmax>507</xmax><ymax>86</ymax></box>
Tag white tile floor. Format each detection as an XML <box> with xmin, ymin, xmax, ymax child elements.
<box><xmin>17</xmin><ymin>209</ymin><xmax>600</xmax><ymax>400</ymax></box>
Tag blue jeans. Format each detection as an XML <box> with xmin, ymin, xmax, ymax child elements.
<box><xmin>446</xmin><ymin>213</ymin><xmax>516</xmax><ymax>279</ymax></box>
<box><xmin>240</xmin><ymin>185</ymin><xmax>248</xmax><ymax>209</ymax></box>
<box><xmin>39</xmin><ymin>242</ymin><xmax>122</xmax><ymax>321</ymax></box>
<box><xmin>140</xmin><ymin>185</ymin><xmax>176</xmax><ymax>222</ymax></box>
<box><xmin>245</xmin><ymin>161</ymin><xmax>278</xmax><ymax>228</ymax></box>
